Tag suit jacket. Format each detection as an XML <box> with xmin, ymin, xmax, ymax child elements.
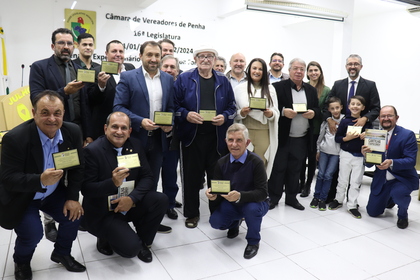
<box><xmin>88</xmin><ymin>63</ymin><xmax>135</xmax><ymax>139</ymax></box>
<box><xmin>368</xmin><ymin>125</ymin><xmax>419</xmax><ymax>195</ymax></box>
<box><xmin>29</xmin><ymin>55</ymin><xmax>92</xmax><ymax>138</ymax></box>
<box><xmin>113</xmin><ymin>67</ymin><xmax>174</xmax><ymax>150</ymax></box>
<box><xmin>72</xmin><ymin>57</ymin><xmax>100</xmax><ymax>70</ymax></box>
<box><xmin>81</xmin><ymin>136</ymin><xmax>154</xmax><ymax>236</ymax></box>
<box><xmin>272</xmin><ymin>79</ymin><xmax>320</xmax><ymax>148</ymax></box>
<box><xmin>324</xmin><ymin>76</ymin><xmax>380</xmax><ymax>122</ymax></box>
<box><xmin>0</xmin><ymin>120</ymin><xmax>84</xmax><ymax>229</ymax></box>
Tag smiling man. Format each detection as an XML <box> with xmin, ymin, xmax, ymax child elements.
<box><xmin>268</xmin><ymin>52</ymin><xmax>289</xmax><ymax>83</ymax></box>
<box><xmin>226</xmin><ymin>53</ymin><xmax>247</xmax><ymax>88</ymax></box>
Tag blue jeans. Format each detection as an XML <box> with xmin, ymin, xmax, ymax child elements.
<box><xmin>314</xmin><ymin>152</ymin><xmax>339</xmax><ymax>201</ymax></box>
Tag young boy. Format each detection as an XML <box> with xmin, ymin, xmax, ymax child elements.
<box><xmin>310</xmin><ymin>97</ymin><xmax>344</xmax><ymax>211</ymax></box>
<box><xmin>329</xmin><ymin>95</ymin><xmax>371</xmax><ymax>218</ymax></box>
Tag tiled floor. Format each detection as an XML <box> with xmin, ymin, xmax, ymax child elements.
<box><xmin>1</xmin><ymin>175</ymin><xmax>420</xmax><ymax>280</ymax></box>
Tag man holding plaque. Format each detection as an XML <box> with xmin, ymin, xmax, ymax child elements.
<box><xmin>205</xmin><ymin>123</ymin><xmax>269</xmax><ymax>259</ymax></box>
<box><xmin>73</xmin><ymin>33</ymin><xmax>100</xmax><ymax>70</ymax></box>
<box><xmin>362</xmin><ymin>106</ymin><xmax>418</xmax><ymax>229</ymax></box>
<box><xmin>174</xmin><ymin>46</ymin><xmax>236</xmax><ymax>228</ymax></box>
<box><xmin>0</xmin><ymin>90</ymin><xmax>86</xmax><ymax>279</ymax></box>
<box><xmin>82</xmin><ymin>111</ymin><xmax>168</xmax><ymax>262</ymax></box>
<box><xmin>268</xmin><ymin>58</ymin><xmax>320</xmax><ymax>211</ymax></box>
<box><xmin>89</xmin><ymin>40</ymin><xmax>135</xmax><ymax>139</ymax></box>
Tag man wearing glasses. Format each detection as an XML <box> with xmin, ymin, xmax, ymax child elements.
<box><xmin>268</xmin><ymin>52</ymin><xmax>289</xmax><ymax>84</ymax></box>
<box><xmin>174</xmin><ymin>46</ymin><xmax>236</xmax><ymax>228</ymax></box>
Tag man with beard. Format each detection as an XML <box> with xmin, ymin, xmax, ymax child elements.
<box><xmin>362</xmin><ymin>106</ymin><xmax>418</xmax><ymax>229</ymax></box>
<box><xmin>114</xmin><ymin>41</ymin><xmax>174</xmax><ymax>234</ymax></box>
<box><xmin>73</xmin><ymin>33</ymin><xmax>99</xmax><ymax>70</ymax></box>
<box><xmin>268</xmin><ymin>52</ymin><xmax>289</xmax><ymax>83</ymax></box>
<box><xmin>226</xmin><ymin>53</ymin><xmax>247</xmax><ymax>88</ymax></box>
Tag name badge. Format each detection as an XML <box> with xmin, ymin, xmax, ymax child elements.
<box><xmin>117</xmin><ymin>153</ymin><xmax>141</xmax><ymax>169</ymax></box>
<box><xmin>52</xmin><ymin>149</ymin><xmax>80</xmax><ymax>170</ymax></box>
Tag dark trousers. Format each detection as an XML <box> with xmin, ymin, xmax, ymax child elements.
<box><xmin>161</xmin><ymin>149</ymin><xmax>180</xmax><ymax>209</ymax></box>
<box><xmin>367</xmin><ymin>180</ymin><xmax>412</xmax><ymax>220</ymax></box>
<box><xmin>145</xmin><ymin>130</ymin><xmax>164</xmax><ymax>189</ymax></box>
<box><xmin>99</xmin><ymin>192</ymin><xmax>167</xmax><ymax>258</ymax></box>
<box><xmin>181</xmin><ymin>133</ymin><xmax>220</xmax><ymax>218</ymax></box>
<box><xmin>300</xmin><ymin>135</ymin><xmax>318</xmax><ymax>188</ymax></box>
<box><xmin>14</xmin><ymin>188</ymin><xmax>79</xmax><ymax>264</ymax></box>
<box><xmin>268</xmin><ymin>136</ymin><xmax>307</xmax><ymax>205</ymax></box>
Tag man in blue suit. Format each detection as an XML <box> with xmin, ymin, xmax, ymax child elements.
<box><xmin>362</xmin><ymin>106</ymin><xmax>419</xmax><ymax>229</ymax></box>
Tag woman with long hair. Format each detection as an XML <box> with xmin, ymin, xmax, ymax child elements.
<box><xmin>234</xmin><ymin>58</ymin><xmax>279</xmax><ymax>177</ymax></box>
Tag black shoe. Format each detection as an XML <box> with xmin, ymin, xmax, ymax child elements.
<box><xmin>50</xmin><ymin>251</ymin><xmax>86</xmax><ymax>272</ymax></box>
<box><xmin>310</xmin><ymin>198</ymin><xmax>319</xmax><ymax>208</ymax></box>
<box><xmin>175</xmin><ymin>200</ymin><xmax>183</xmax><ymax>208</ymax></box>
<box><xmin>14</xmin><ymin>263</ymin><xmax>32</xmax><ymax>280</ymax></box>
<box><xmin>96</xmin><ymin>238</ymin><xmax>113</xmax><ymax>256</ymax></box>
<box><xmin>138</xmin><ymin>243</ymin><xmax>152</xmax><ymax>263</ymax></box>
<box><xmin>44</xmin><ymin>222</ymin><xmax>58</xmax><ymax>242</ymax></box>
<box><xmin>268</xmin><ymin>202</ymin><xmax>278</xmax><ymax>210</ymax></box>
<box><xmin>227</xmin><ymin>219</ymin><xmax>243</xmax><ymax>239</ymax></box>
<box><xmin>244</xmin><ymin>243</ymin><xmax>259</xmax><ymax>259</ymax></box>
<box><xmin>318</xmin><ymin>200</ymin><xmax>327</xmax><ymax>211</ymax></box>
<box><xmin>285</xmin><ymin>201</ymin><xmax>305</xmax><ymax>210</ymax></box>
<box><xmin>328</xmin><ymin>199</ymin><xmax>343</xmax><ymax>210</ymax></box>
<box><xmin>397</xmin><ymin>218</ymin><xmax>409</xmax><ymax>229</ymax></box>
<box><xmin>348</xmin><ymin>208</ymin><xmax>362</xmax><ymax>219</ymax></box>
<box><xmin>157</xmin><ymin>224</ymin><xmax>172</xmax><ymax>233</ymax></box>
<box><xmin>386</xmin><ymin>202</ymin><xmax>396</xmax><ymax>209</ymax></box>
<box><xmin>300</xmin><ymin>186</ymin><xmax>310</xmax><ymax>197</ymax></box>
<box><xmin>166</xmin><ymin>208</ymin><xmax>178</xmax><ymax>220</ymax></box>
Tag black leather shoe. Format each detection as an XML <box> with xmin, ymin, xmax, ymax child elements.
<box><xmin>96</xmin><ymin>238</ymin><xmax>113</xmax><ymax>256</ymax></box>
<box><xmin>244</xmin><ymin>243</ymin><xmax>259</xmax><ymax>259</ymax></box>
<box><xmin>175</xmin><ymin>200</ymin><xmax>183</xmax><ymax>208</ymax></box>
<box><xmin>300</xmin><ymin>186</ymin><xmax>310</xmax><ymax>197</ymax></box>
<box><xmin>397</xmin><ymin>218</ymin><xmax>409</xmax><ymax>229</ymax></box>
<box><xmin>44</xmin><ymin>222</ymin><xmax>58</xmax><ymax>242</ymax></box>
<box><xmin>157</xmin><ymin>224</ymin><xmax>172</xmax><ymax>233</ymax></box>
<box><xmin>138</xmin><ymin>243</ymin><xmax>153</xmax><ymax>263</ymax></box>
<box><xmin>166</xmin><ymin>208</ymin><xmax>178</xmax><ymax>220</ymax></box>
<box><xmin>50</xmin><ymin>251</ymin><xmax>86</xmax><ymax>272</ymax></box>
<box><xmin>268</xmin><ymin>202</ymin><xmax>278</xmax><ymax>210</ymax></box>
<box><xmin>285</xmin><ymin>201</ymin><xmax>305</xmax><ymax>210</ymax></box>
<box><xmin>14</xmin><ymin>263</ymin><xmax>32</xmax><ymax>280</ymax></box>
<box><xmin>227</xmin><ymin>219</ymin><xmax>243</xmax><ymax>239</ymax></box>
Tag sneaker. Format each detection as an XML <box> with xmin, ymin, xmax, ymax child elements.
<box><xmin>310</xmin><ymin>198</ymin><xmax>319</xmax><ymax>208</ymax></box>
<box><xmin>328</xmin><ymin>200</ymin><xmax>343</xmax><ymax>210</ymax></box>
<box><xmin>318</xmin><ymin>200</ymin><xmax>327</xmax><ymax>211</ymax></box>
<box><xmin>348</xmin><ymin>208</ymin><xmax>362</xmax><ymax>219</ymax></box>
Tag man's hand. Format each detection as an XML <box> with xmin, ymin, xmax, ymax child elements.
<box><xmin>141</xmin><ymin>118</ymin><xmax>158</xmax><ymax>131</ymax></box>
<box><xmin>97</xmin><ymin>71</ymin><xmax>111</xmax><ymax>88</ymax></box>
<box><xmin>328</xmin><ymin>118</ymin><xmax>338</xmax><ymax>134</ymax></box>
<box><xmin>63</xmin><ymin>200</ymin><xmax>83</xmax><ymax>221</ymax></box>
<box><xmin>160</xmin><ymin>125</ymin><xmax>172</xmax><ymax>133</ymax></box>
<box><xmin>40</xmin><ymin>168</ymin><xmax>63</xmax><ymax>186</ymax></box>
<box><xmin>221</xmin><ymin>190</ymin><xmax>241</xmax><ymax>202</ymax></box>
<box><xmin>112</xmin><ymin>166</ymin><xmax>130</xmax><ymax>187</ymax></box>
<box><xmin>283</xmin><ymin>108</ymin><xmax>297</xmax><ymax>119</ymax></box>
<box><xmin>83</xmin><ymin>137</ymin><xmax>93</xmax><ymax>147</ymax></box>
<box><xmin>64</xmin><ymin>80</ymin><xmax>85</xmax><ymax>95</ymax></box>
<box><xmin>376</xmin><ymin>159</ymin><xmax>393</xmax><ymax>170</ymax></box>
<box><xmin>353</xmin><ymin>116</ymin><xmax>368</xmax><ymax>127</ymax></box>
<box><xmin>302</xmin><ymin>109</ymin><xmax>315</xmax><ymax>119</ymax></box>
<box><xmin>187</xmin><ymin>111</ymin><xmax>204</xmax><ymax>124</ymax></box>
<box><xmin>316</xmin><ymin>152</ymin><xmax>320</xmax><ymax>161</ymax></box>
<box><xmin>205</xmin><ymin>188</ymin><xmax>217</xmax><ymax>201</ymax></box>
<box><xmin>212</xmin><ymin>114</ymin><xmax>225</xmax><ymax>126</ymax></box>
<box><xmin>361</xmin><ymin>145</ymin><xmax>372</xmax><ymax>157</ymax></box>
<box><xmin>111</xmin><ymin>196</ymin><xmax>134</xmax><ymax>213</ymax></box>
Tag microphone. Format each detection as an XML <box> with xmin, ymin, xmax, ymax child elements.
<box><xmin>21</xmin><ymin>64</ymin><xmax>25</xmax><ymax>87</ymax></box>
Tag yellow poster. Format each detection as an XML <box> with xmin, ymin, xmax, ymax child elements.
<box><xmin>65</xmin><ymin>9</ymin><xmax>96</xmax><ymax>43</ymax></box>
<box><xmin>0</xmin><ymin>86</ymin><xmax>32</xmax><ymax>131</ymax></box>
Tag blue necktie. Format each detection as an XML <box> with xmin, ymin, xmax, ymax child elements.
<box><xmin>346</xmin><ymin>81</ymin><xmax>356</xmax><ymax>115</ymax></box>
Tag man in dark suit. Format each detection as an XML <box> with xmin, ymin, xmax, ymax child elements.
<box><xmin>88</xmin><ymin>40</ymin><xmax>135</xmax><ymax>139</ymax></box>
<box><xmin>82</xmin><ymin>111</ymin><xmax>168</xmax><ymax>262</ymax></box>
<box><xmin>0</xmin><ymin>90</ymin><xmax>86</xmax><ymax>280</ymax></box>
<box><xmin>268</xmin><ymin>58</ymin><xmax>320</xmax><ymax>211</ymax></box>
<box><xmin>72</xmin><ymin>33</ymin><xmax>100</xmax><ymax>70</ymax></box>
<box><xmin>362</xmin><ymin>106</ymin><xmax>418</xmax><ymax>229</ymax></box>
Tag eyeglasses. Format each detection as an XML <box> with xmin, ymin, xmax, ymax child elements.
<box><xmin>271</xmin><ymin>59</ymin><xmax>283</xmax><ymax>63</ymax></box>
<box><xmin>379</xmin><ymin>114</ymin><xmax>395</xmax><ymax>119</ymax></box>
<box><xmin>55</xmin><ymin>41</ymin><xmax>74</xmax><ymax>46</ymax></box>
<box><xmin>197</xmin><ymin>55</ymin><xmax>215</xmax><ymax>61</ymax></box>
<box><xmin>346</xmin><ymin>63</ymin><xmax>361</xmax><ymax>67</ymax></box>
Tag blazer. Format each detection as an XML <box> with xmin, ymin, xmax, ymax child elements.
<box><xmin>113</xmin><ymin>67</ymin><xmax>174</xmax><ymax>150</ymax></box>
<box><xmin>81</xmin><ymin>136</ymin><xmax>154</xmax><ymax>236</ymax></box>
<box><xmin>88</xmin><ymin>63</ymin><xmax>135</xmax><ymax>139</ymax></box>
<box><xmin>272</xmin><ymin>79</ymin><xmax>320</xmax><ymax>148</ymax></box>
<box><xmin>0</xmin><ymin>120</ymin><xmax>84</xmax><ymax>229</ymax></box>
<box><xmin>368</xmin><ymin>125</ymin><xmax>419</xmax><ymax>195</ymax></box>
<box><xmin>324</xmin><ymin>76</ymin><xmax>380</xmax><ymax>123</ymax></box>
<box><xmin>29</xmin><ymin>55</ymin><xmax>92</xmax><ymax>139</ymax></box>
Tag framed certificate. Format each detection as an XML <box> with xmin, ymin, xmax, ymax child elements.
<box><xmin>292</xmin><ymin>103</ymin><xmax>307</xmax><ymax>113</ymax></box>
<box><xmin>210</xmin><ymin>180</ymin><xmax>231</xmax><ymax>195</ymax></box>
<box><xmin>364</xmin><ymin>129</ymin><xmax>387</xmax><ymax>152</ymax></box>
<box><xmin>199</xmin><ymin>110</ymin><xmax>216</xmax><ymax>121</ymax></box>
<box><xmin>52</xmin><ymin>149</ymin><xmax>80</xmax><ymax>170</ymax></box>
<box><xmin>154</xmin><ymin>111</ymin><xmax>173</xmax><ymax>126</ymax></box>
<box><xmin>77</xmin><ymin>69</ymin><xmax>95</xmax><ymax>83</ymax></box>
<box><xmin>101</xmin><ymin>61</ymin><xmax>119</xmax><ymax>74</ymax></box>
<box><xmin>117</xmin><ymin>153</ymin><xmax>141</xmax><ymax>169</ymax></box>
<box><xmin>347</xmin><ymin>125</ymin><xmax>362</xmax><ymax>135</ymax></box>
<box><xmin>366</xmin><ymin>152</ymin><xmax>383</xmax><ymax>165</ymax></box>
<box><xmin>249</xmin><ymin>97</ymin><xmax>266</xmax><ymax>110</ymax></box>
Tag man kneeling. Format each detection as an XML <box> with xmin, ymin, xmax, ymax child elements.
<box><xmin>205</xmin><ymin>123</ymin><xmax>269</xmax><ymax>259</ymax></box>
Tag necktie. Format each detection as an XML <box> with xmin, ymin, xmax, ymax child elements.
<box><xmin>114</xmin><ymin>147</ymin><xmax>123</xmax><ymax>156</ymax></box>
<box><xmin>65</xmin><ymin>62</ymin><xmax>75</xmax><ymax>121</ymax></box>
<box><xmin>346</xmin><ymin>81</ymin><xmax>356</xmax><ymax>115</ymax></box>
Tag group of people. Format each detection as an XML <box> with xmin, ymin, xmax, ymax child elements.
<box><xmin>0</xmin><ymin>26</ymin><xmax>418</xmax><ymax>280</ymax></box>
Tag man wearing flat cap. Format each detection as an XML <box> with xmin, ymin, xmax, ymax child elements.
<box><xmin>174</xmin><ymin>46</ymin><xmax>236</xmax><ymax>228</ymax></box>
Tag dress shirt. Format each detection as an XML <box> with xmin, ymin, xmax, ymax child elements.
<box><xmin>143</xmin><ymin>70</ymin><xmax>163</xmax><ymax>122</ymax></box>
<box><xmin>229</xmin><ymin>150</ymin><xmax>248</xmax><ymax>164</ymax></box>
<box><xmin>347</xmin><ymin>76</ymin><xmax>360</xmax><ymax>98</ymax></box>
<box><xmin>385</xmin><ymin>128</ymin><xmax>396</xmax><ymax>181</ymax></box>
